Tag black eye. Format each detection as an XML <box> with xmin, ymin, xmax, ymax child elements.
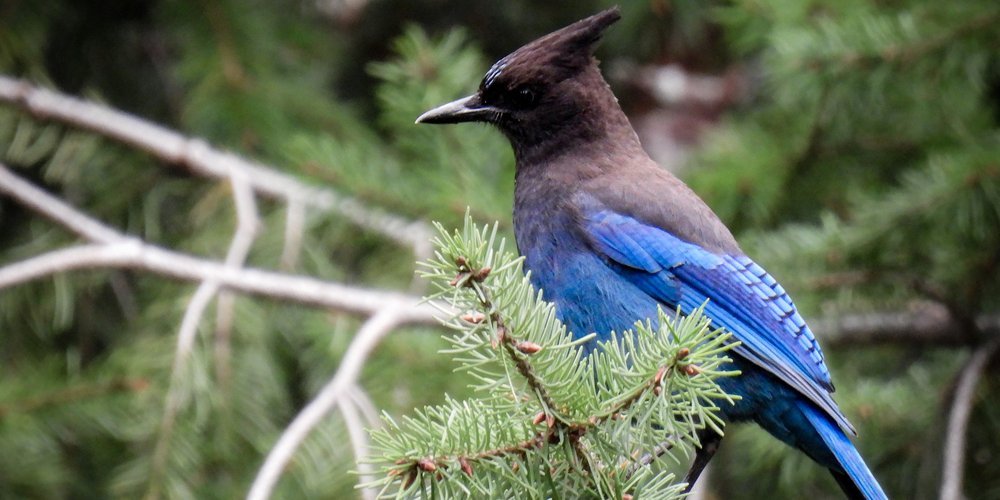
<box><xmin>510</xmin><ymin>86</ymin><xmax>538</xmax><ymax>109</ymax></box>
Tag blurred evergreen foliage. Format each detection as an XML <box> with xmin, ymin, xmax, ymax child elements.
<box><xmin>0</xmin><ymin>0</ymin><xmax>998</xmax><ymax>498</ymax></box>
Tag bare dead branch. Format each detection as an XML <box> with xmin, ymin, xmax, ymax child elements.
<box><xmin>347</xmin><ymin>384</ymin><xmax>384</xmax><ymax>499</ymax></box>
<box><xmin>0</xmin><ymin>163</ymin><xmax>439</xmax><ymax>324</ymax></box>
<box><xmin>279</xmin><ymin>200</ymin><xmax>306</xmax><ymax>271</ymax></box>
<box><xmin>149</xmin><ymin>168</ymin><xmax>263</xmax><ymax>498</ymax></box>
<box><xmin>0</xmin><ymin>162</ymin><xmax>120</xmax><ymax>244</ymax></box>
<box><xmin>811</xmin><ymin>302</ymin><xmax>1000</xmax><ymax>347</ymax></box>
<box><xmin>0</xmin><ymin>75</ymin><xmax>433</xmax><ymax>260</ymax></box>
<box><xmin>347</xmin><ymin>384</ymin><xmax>382</xmax><ymax>429</ymax></box>
<box><xmin>214</xmin><ymin>169</ymin><xmax>261</xmax><ymax>386</ymax></box>
<box><xmin>247</xmin><ymin>309</ymin><xmax>403</xmax><ymax>500</ymax></box>
<box><xmin>338</xmin><ymin>397</ymin><xmax>377</xmax><ymax>500</ymax></box>
<box><xmin>940</xmin><ymin>338</ymin><xmax>1000</xmax><ymax>500</ymax></box>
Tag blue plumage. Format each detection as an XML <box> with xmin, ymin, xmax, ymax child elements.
<box><xmin>417</xmin><ymin>7</ymin><xmax>886</xmax><ymax>498</ymax></box>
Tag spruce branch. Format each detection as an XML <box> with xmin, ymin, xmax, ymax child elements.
<box><xmin>367</xmin><ymin>216</ymin><xmax>739</xmax><ymax>499</ymax></box>
<box><xmin>779</xmin><ymin>6</ymin><xmax>1000</xmax><ymax>74</ymax></box>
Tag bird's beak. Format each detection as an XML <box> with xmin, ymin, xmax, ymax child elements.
<box><xmin>415</xmin><ymin>94</ymin><xmax>498</xmax><ymax>125</ymax></box>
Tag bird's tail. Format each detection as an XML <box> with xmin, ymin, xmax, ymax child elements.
<box><xmin>799</xmin><ymin>401</ymin><xmax>888</xmax><ymax>500</ymax></box>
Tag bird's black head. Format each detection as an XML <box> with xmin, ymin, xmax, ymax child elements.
<box><xmin>416</xmin><ymin>7</ymin><xmax>626</xmax><ymax>159</ymax></box>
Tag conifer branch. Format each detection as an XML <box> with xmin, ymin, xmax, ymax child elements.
<box><xmin>279</xmin><ymin>200</ymin><xmax>306</xmax><ymax>271</ymax></box>
<box><xmin>0</xmin><ymin>75</ymin><xmax>434</xmax><ymax>260</ymax></box>
<box><xmin>0</xmin><ymin>162</ymin><xmax>440</xmax><ymax>324</ymax></box>
<box><xmin>339</xmin><ymin>396</ymin><xmax>377</xmax><ymax>500</ymax></box>
<box><xmin>940</xmin><ymin>337</ymin><xmax>1000</xmax><ymax>500</ymax></box>
<box><xmin>248</xmin><ymin>308</ymin><xmax>404</xmax><ymax>500</ymax></box>
<box><xmin>793</xmin><ymin>8</ymin><xmax>1000</xmax><ymax>72</ymax></box>
<box><xmin>149</xmin><ymin>167</ymin><xmax>262</xmax><ymax>500</ymax></box>
<box><xmin>369</xmin><ymin>217</ymin><xmax>738</xmax><ymax>498</ymax></box>
<box><xmin>813</xmin><ymin>305</ymin><xmax>1000</xmax><ymax>347</ymax></box>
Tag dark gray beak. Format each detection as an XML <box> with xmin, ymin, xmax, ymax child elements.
<box><xmin>415</xmin><ymin>94</ymin><xmax>498</xmax><ymax>125</ymax></box>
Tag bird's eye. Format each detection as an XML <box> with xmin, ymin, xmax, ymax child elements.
<box><xmin>510</xmin><ymin>86</ymin><xmax>538</xmax><ymax>109</ymax></box>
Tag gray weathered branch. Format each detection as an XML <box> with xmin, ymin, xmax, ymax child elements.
<box><xmin>812</xmin><ymin>303</ymin><xmax>999</xmax><ymax>347</ymax></box>
<box><xmin>0</xmin><ymin>75</ymin><xmax>433</xmax><ymax>260</ymax></box>
<box><xmin>940</xmin><ymin>338</ymin><xmax>1000</xmax><ymax>500</ymax></box>
<box><xmin>0</xmin><ymin>163</ymin><xmax>438</xmax><ymax>325</ymax></box>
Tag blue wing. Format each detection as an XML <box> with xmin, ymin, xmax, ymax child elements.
<box><xmin>584</xmin><ymin>209</ymin><xmax>855</xmax><ymax>435</ymax></box>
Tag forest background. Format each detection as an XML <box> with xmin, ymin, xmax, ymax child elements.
<box><xmin>1</xmin><ymin>0</ymin><xmax>998</xmax><ymax>498</ymax></box>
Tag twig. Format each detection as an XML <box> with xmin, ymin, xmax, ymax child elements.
<box><xmin>0</xmin><ymin>163</ymin><xmax>440</xmax><ymax>324</ymax></box>
<box><xmin>214</xmin><ymin>169</ymin><xmax>261</xmax><ymax>387</ymax></box>
<box><xmin>811</xmin><ymin>304</ymin><xmax>1000</xmax><ymax>347</ymax></box>
<box><xmin>279</xmin><ymin>200</ymin><xmax>306</xmax><ymax>271</ymax></box>
<box><xmin>626</xmin><ymin>438</ymin><xmax>676</xmax><ymax>477</ymax></box>
<box><xmin>347</xmin><ymin>384</ymin><xmax>382</xmax><ymax>429</ymax></box>
<box><xmin>0</xmin><ymin>163</ymin><xmax>119</xmax><ymax>244</ymax></box>
<box><xmin>939</xmin><ymin>338</ymin><xmax>1000</xmax><ymax>500</ymax></box>
<box><xmin>247</xmin><ymin>308</ymin><xmax>403</xmax><ymax>500</ymax></box>
<box><xmin>0</xmin><ymin>75</ymin><xmax>434</xmax><ymax>260</ymax></box>
<box><xmin>148</xmin><ymin>168</ymin><xmax>262</xmax><ymax>499</ymax></box>
<box><xmin>338</xmin><ymin>397</ymin><xmax>377</xmax><ymax>500</ymax></box>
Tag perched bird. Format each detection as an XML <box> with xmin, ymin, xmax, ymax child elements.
<box><xmin>417</xmin><ymin>7</ymin><xmax>886</xmax><ymax>499</ymax></box>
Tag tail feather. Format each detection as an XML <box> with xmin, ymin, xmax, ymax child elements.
<box><xmin>800</xmin><ymin>401</ymin><xmax>888</xmax><ymax>500</ymax></box>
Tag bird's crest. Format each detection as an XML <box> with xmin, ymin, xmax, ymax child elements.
<box><xmin>481</xmin><ymin>7</ymin><xmax>621</xmax><ymax>90</ymax></box>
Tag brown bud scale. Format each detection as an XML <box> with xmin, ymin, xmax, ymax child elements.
<box><xmin>461</xmin><ymin>312</ymin><xmax>485</xmax><ymax>323</ymax></box>
<box><xmin>653</xmin><ymin>365</ymin><xmax>668</xmax><ymax>386</ymax></box>
<box><xmin>516</xmin><ymin>341</ymin><xmax>542</xmax><ymax>354</ymax></box>
<box><xmin>475</xmin><ymin>267</ymin><xmax>492</xmax><ymax>280</ymax></box>
<box><xmin>417</xmin><ymin>458</ymin><xmax>437</xmax><ymax>472</ymax></box>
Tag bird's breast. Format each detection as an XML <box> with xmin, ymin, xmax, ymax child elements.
<box><xmin>513</xmin><ymin>201</ymin><xmax>662</xmax><ymax>344</ymax></box>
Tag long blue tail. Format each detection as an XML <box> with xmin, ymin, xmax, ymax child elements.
<box><xmin>799</xmin><ymin>401</ymin><xmax>888</xmax><ymax>500</ymax></box>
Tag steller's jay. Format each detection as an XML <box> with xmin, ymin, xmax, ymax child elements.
<box><xmin>417</xmin><ymin>7</ymin><xmax>886</xmax><ymax>499</ymax></box>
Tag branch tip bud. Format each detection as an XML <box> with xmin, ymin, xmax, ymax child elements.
<box><xmin>417</xmin><ymin>458</ymin><xmax>437</xmax><ymax>472</ymax></box>
<box><xmin>460</xmin><ymin>312</ymin><xmax>485</xmax><ymax>323</ymax></box>
<box><xmin>516</xmin><ymin>341</ymin><xmax>542</xmax><ymax>354</ymax></box>
<box><xmin>474</xmin><ymin>266</ymin><xmax>491</xmax><ymax>280</ymax></box>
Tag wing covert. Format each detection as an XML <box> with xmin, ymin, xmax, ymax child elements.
<box><xmin>583</xmin><ymin>209</ymin><xmax>854</xmax><ymax>435</ymax></box>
